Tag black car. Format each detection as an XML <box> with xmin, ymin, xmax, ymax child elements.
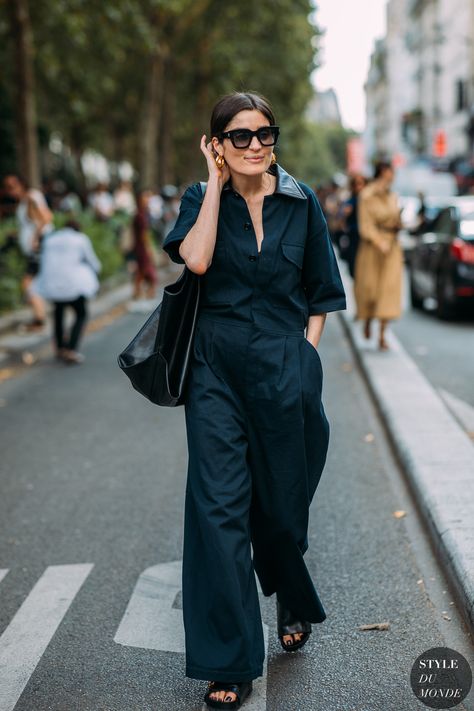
<box><xmin>409</xmin><ymin>198</ymin><xmax>474</xmax><ymax>319</ymax></box>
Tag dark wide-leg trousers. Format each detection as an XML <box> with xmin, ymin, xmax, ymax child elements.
<box><xmin>183</xmin><ymin>316</ymin><xmax>329</xmax><ymax>681</ymax></box>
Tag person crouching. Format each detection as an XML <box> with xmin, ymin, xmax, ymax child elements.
<box><xmin>32</xmin><ymin>219</ymin><xmax>101</xmax><ymax>364</ymax></box>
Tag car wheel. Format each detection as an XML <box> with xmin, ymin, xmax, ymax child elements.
<box><xmin>409</xmin><ymin>273</ymin><xmax>424</xmax><ymax>310</ymax></box>
<box><xmin>436</xmin><ymin>273</ymin><xmax>455</xmax><ymax>320</ymax></box>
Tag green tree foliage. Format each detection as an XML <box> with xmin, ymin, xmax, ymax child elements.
<box><xmin>0</xmin><ymin>0</ymin><xmax>353</xmax><ymax>187</ymax></box>
<box><xmin>294</xmin><ymin>122</ymin><xmax>356</xmax><ymax>187</ymax></box>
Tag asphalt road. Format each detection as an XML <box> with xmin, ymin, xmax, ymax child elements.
<box><xmin>0</xmin><ymin>307</ymin><xmax>473</xmax><ymax>711</ymax></box>
<box><xmin>341</xmin><ymin>262</ymin><xmax>474</xmax><ymax>433</ymax></box>
<box><xmin>394</xmin><ymin>269</ymin><xmax>474</xmax><ymax>405</ymax></box>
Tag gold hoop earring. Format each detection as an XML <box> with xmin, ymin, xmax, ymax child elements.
<box><xmin>215</xmin><ymin>155</ymin><xmax>225</xmax><ymax>169</ymax></box>
<box><xmin>271</xmin><ymin>152</ymin><xmax>277</xmax><ymax>165</ymax></box>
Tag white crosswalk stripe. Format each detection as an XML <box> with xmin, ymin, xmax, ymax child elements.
<box><xmin>114</xmin><ymin>560</ymin><xmax>185</xmax><ymax>652</ymax></box>
<box><xmin>0</xmin><ymin>562</ymin><xmax>269</xmax><ymax>710</ymax></box>
<box><xmin>114</xmin><ymin>560</ymin><xmax>269</xmax><ymax>710</ymax></box>
<box><xmin>0</xmin><ymin>563</ymin><xmax>93</xmax><ymax>711</ymax></box>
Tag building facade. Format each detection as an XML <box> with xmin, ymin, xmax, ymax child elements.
<box><xmin>364</xmin><ymin>0</ymin><xmax>474</xmax><ymax>165</ymax></box>
<box><xmin>385</xmin><ymin>0</ymin><xmax>417</xmax><ymax>162</ymax></box>
<box><xmin>306</xmin><ymin>88</ymin><xmax>342</xmax><ymax>125</ymax></box>
<box><xmin>364</xmin><ymin>39</ymin><xmax>389</xmax><ymax>163</ymax></box>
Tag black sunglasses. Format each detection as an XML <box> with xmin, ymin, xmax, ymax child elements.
<box><xmin>219</xmin><ymin>125</ymin><xmax>280</xmax><ymax>149</ymax></box>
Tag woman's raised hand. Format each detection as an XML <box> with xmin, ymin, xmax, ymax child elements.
<box><xmin>200</xmin><ymin>135</ymin><xmax>230</xmax><ymax>186</ymax></box>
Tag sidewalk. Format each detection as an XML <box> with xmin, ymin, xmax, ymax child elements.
<box><xmin>338</xmin><ymin>261</ymin><xmax>474</xmax><ymax>631</ymax></box>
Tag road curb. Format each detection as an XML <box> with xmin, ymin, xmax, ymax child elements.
<box><xmin>337</xmin><ymin>263</ymin><xmax>474</xmax><ymax>632</ymax></box>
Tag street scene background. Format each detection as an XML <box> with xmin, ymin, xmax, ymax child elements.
<box><xmin>0</xmin><ymin>1</ymin><xmax>474</xmax><ymax>710</ymax></box>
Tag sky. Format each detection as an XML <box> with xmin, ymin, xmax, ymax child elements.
<box><xmin>311</xmin><ymin>0</ymin><xmax>388</xmax><ymax>132</ymax></box>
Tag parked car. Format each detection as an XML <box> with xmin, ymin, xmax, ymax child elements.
<box><xmin>409</xmin><ymin>197</ymin><xmax>474</xmax><ymax>319</ymax></box>
<box><xmin>399</xmin><ymin>195</ymin><xmax>456</xmax><ymax>255</ymax></box>
<box><xmin>453</xmin><ymin>159</ymin><xmax>474</xmax><ymax>195</ymax></box>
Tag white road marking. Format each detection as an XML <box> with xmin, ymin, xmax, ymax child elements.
<box><xmin>0</xmin><ymin>563</ymin><xmax>93</xmax><ymax>711</ymax></box>
<box><xmin>438</xmin><ymin>388</ymin><xmax>474</xmax><ymax>439</ymax></box>
<box><xmin>114</xmin><ymin>560</ymin><xmax>185</xmax><ymax>653</ymax></box>
<box><xmin>0</xmin><ymin>570</ymin><xmax>9</xmax><ymax>585</ymax></box>
<box><xmin>115</xmin><ymin>560</ymin><xmax>269</xmax><ymax>710</ymax></box>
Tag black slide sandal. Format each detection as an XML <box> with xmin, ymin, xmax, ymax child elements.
<box><xmin>204</xmin><ymin>680</ymin><xmax>253</xmax><ymax>709</ymax></box>
<box><xmin>277</xmin><ymin>600</ymin><xmax>312</xmax><ymax>652</ymax></box>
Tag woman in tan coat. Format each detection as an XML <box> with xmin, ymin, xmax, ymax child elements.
<box><xmin>354</xmin><ymin>161</ymin><xmax>403</xmax><ymax>350</ymax></box>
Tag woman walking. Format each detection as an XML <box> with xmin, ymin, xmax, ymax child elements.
<box><xmin>32</xmin><ymin>219</ymin><xmax>101</xmax><ymax>364</ymax></box>
<box><xmin>354</xmin><ymin>162</ymin><xmax>403</xmax><ymax>350</ymax></box>
<box><xmin>132</xmin><ymin>190</ymin><xmax>158</xmax><ymax>300</ymax></box>
<box><xmin>163</xmin><ymin>92</ymin><xmax>346</xmax><ymax>709</ymax></box>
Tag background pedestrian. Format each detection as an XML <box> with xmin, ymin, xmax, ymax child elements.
<box><xmin>32</xmin><ymin>219</ymin><xmax>101</xmax><ymax>364</ymax></box>
<box><xmin>2</xmin><ymin>173</ymin><xmax>53</xmax><ymax>330</ymax></box>
<box><xmin>158</xmin><ymin>185</ymin><xmax>180</xmax><ymax>244</ymax></box>
<box><xmin>88</xmin><ymin>183</ymin><xmax>115</xmax><ymax>222</ymax></box>
<box><xmin>131</xmin><ymin>190</ymin><xmax>158</xmax><ymax>301</ymax></box>
<box><xmin>354</xmin><ymin>161</ymin><xmax>403</xmax><ymax>350</ymax></box>
<box><xmin>114</xmin><ymin>180</ymin><xmax>136</xmax><ymax>216</ymax></box>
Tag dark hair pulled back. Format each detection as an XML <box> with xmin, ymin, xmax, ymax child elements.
<box><xmin>65</xmin><ymin>219</ymin><xmax>81</xmax><ymax>231</ymax></box>
<box><xmin>373</xmin><ymin>161</ymin><xmax>393</xmax><ymax>179</ymax></box>
<box><xmin>210</xmin><ymin>92</ymin><xmax>276</xmax><ymax>139</ymax></box>
<box><xmin>2</xmin><ymin>173</ymin><xmax>28</xmax><ymax>189</ymax></box>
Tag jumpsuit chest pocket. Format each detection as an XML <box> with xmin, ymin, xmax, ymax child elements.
<box><xmin>271</xmin><ymin>242</ymin><xmax>305</xmax><ymax>297</ymax></box>
<box><xmin>281</xmin><ymin>242</ymin><xmax>304</xmax><ymax>269</ymax></box>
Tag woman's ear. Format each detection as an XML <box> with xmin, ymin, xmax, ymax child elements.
<box><xmin>211</xmin><ymin>136</ymin><xmax>221</xmax><ymax>156</ymax></box>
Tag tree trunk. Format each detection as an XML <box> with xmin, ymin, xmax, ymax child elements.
<box><xmin>8</xmin><ymin>0</ymin><xmax>40</xmax><ymax>187</ymax></box>
<box><xmin>157</xmin><ymin>54</ymin><xmax>175</xmax><ymax>187</ymax></box>
<box><xmin>138</xmin><ymin>48</ymin><xmax>164</xmax><ymax>190</ymax></box>
<box><xmin>194</xmin><ymin>34</ymin><xmax>211</xmax><ymax>141</ymax></box>
<box><xmin>70</xmin><ymin>146</ymin><xmax>88</xmax><ymax>203</ymax></box>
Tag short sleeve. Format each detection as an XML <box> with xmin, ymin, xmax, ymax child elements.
<box><xmin>162</xmin><ymin>183</ymin><xmax>203</xmax><ymax>264</ymax></box>
<box><xmin>302</xmin><ymin>187</ymin><xmax>346</xmax><ymax>315</ymax></box>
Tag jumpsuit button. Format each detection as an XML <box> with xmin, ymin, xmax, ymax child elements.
<box><xmin>244</xmin><ymin>222</ymin><xmax>252</xmax><ymax>231</ymax></box>
<box><xmin>248</xmin><ymin>255</ymin><xmax>257</xmax><ymax>262</ymax></box>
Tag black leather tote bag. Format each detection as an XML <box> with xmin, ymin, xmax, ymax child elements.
<box><xmin>118</xmin><ymin>182</ymin><xmax>206</xmax><ymax>406</ymax></box>
<box><xmin>117</xmin><ymin>267</ymin><xmax>200</xmax><ymax>406</ymax></box>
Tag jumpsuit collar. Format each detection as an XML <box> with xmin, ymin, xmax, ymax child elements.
<box><xmin>222</xmin><ymin>163</ymin><xmax>307</xmax><ymax>200</ymax></box>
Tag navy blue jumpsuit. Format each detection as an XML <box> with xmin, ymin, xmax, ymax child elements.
<box><xmin>163</xmin><ymin>164</ymin><xmax>346</xmax><ymax>683</ymax></box>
